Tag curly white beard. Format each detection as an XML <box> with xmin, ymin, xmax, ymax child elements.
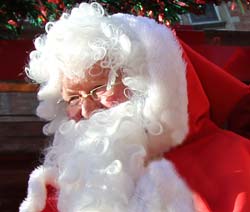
<box><xmin>43</xmin><ymin>101</ymin><xmax>194</xmax><ymax>212</ymax></box>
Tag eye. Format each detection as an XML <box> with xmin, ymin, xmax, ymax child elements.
<box><xmin>91</xmin><ymin>84</ymin><xmax>106</xmax><ymax>100</ymax></box>
<box><xmin>68</xmin><ymin>95</ymin><xmax>81</xmax><ymax>105</ymax></box>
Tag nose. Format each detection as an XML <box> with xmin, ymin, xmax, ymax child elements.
<box><xmin>66</xmin><ymin>98</ymin><xmax>102</xmax><ymax>121</ymax></box>
<box><xmin>81</xmin><ymin>98</ymin><xmax>102</xmax><ymax>119</ymax></box>
<box><xmin>66</xmin><ymin>103</ymin><xmax>82</xmax><ymax>122</ymax></box>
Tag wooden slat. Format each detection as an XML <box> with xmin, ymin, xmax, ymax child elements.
<box><xmin>0</xmin><ymin>82</ymin><xmax>38</xmax><ymax>92</ymax></box>
<box><xmin>0</xmin><ymin>92</ymin><xmax>37</xmax><ymax>115</ymax></box>
<box><xmin>0</xmin><ymin>136</ymin><xmax>49</xmax><ymax>154</ymax></box>
<box><xmin>0</xmin><ymin>85</ymin><xmax>46</xmax><ymax>212</ymax></box>
<box><xmin>0</xmin><ymin>169</ymin><xmax>34</xmax><ymax>190</ymax></box>
<box><xmin>0</xmin><ymin>198</ymin><xmax>26</xmax><ymax>212</ymax></box>
<box><xmin>0</xmin><ymin>152</ymin><xmax>44</xmax><ymax>212</ymax></box>
<box><xmin>0</xmin><ymin>119</ymin><xmax>45</xmax><ymax>136</ymax></box>
<box><xmin>0</xmin><ymin>167</ymin><xmax>38</xmax><ymax>212</ymax></box>
<box><xmin>0</xmin><ymin>115</ymin><xmax>41</xmax><ymax>122</ymax></box>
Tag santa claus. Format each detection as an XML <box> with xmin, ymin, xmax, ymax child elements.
<box><xmin>20</xmin><ymin>2</ymin><xmax>250</xmax><ymax>212</ymax></box>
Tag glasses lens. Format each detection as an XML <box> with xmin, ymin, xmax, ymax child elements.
<box><xmin>91</xmin><ymin>85</ymin><xmax>106</xmax><ymax>100</ymax></box>
<box><xmin>91</xmin><ymin>90</ymin><xmax>99</xmax><ymax>100</ymax></box>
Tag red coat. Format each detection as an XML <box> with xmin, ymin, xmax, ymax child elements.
<box><xmin>164</xmin><ymin>41</ymin><xmax>250</xmax><ymax>211</ymax></box>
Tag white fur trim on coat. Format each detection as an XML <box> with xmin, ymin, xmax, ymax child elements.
<box><xmin>19</xmin><ymin>166</ymin><xmax>58</xmax><ymax>212</ymax></box>
<box><xmin>130</xmin><ymin>159</ymin><xmax>194</xmax><ymax>211</ymax></box>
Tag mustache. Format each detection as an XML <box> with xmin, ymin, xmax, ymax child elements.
<box><xmin>43</xmin><ymin>101</ymin><xmax>147</xmax><ymax>166</ymax></box>
<box><xmin>57</xmin><ymin>106</ymin><xmax>132</xmax><ymax>138</ymax></box>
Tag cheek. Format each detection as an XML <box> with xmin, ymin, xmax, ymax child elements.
<box><xmin>99</xmin><ymin>88</ymin><xmax>127</xmax><ymax>108</ymax></box>
<box><xmin>66</xmin><ymin>104</ymin><xmax>82</xmax><ymax>122</ymax></box>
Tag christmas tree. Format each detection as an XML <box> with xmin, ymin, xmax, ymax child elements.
<box><xmin>1</xmin><ymin>0</ymin><xmax>248</xmax><ymax>39</ymax></box>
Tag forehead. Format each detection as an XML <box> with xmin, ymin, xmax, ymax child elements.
<box><xmin>62</xmin><ymin>64</ymin><xmax>109</xmax><ymax>90</ymax></box>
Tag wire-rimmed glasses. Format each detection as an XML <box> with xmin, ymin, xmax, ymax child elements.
<box><xmin>58</xmin><ymin>82</ymin><xmax>122</xmax><ymax>106</ymax></box>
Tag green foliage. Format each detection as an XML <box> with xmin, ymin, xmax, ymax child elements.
<box><xmin>0</xmin><ymin>0</ymin><xmax>209</xmax><ymax>39</ymax></box>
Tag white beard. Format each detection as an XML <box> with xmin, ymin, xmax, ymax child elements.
<box><xmin>44</xmin><ymin>101</ymin><xmax>194</xmax><ymax>212</ymax></box>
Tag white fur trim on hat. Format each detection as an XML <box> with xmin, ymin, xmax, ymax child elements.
<box><xmin>113</xmin><ymin>14</ymin><xmax>189</xmax><ymax>153</ymax></box>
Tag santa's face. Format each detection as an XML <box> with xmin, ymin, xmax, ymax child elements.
<box><xmin>48</xmin><ymin>64</ymin><xmax>149</xmax><ymax>211</ymax></box>
<box><xmin>61</xmin><ymin>64</ymin><xmax>128</xmax><ymax>121</ymax></box>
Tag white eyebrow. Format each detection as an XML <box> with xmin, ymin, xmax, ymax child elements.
<box><xmin>65</xmin><ymin>88</ymin><xmax>79</xmax><ymax>93</ymax></box>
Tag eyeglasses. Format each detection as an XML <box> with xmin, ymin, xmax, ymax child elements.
<box><xmin>58</xmin><ymin>82</ymin><xmax>122</xmax><ymax>105</ymax></box>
